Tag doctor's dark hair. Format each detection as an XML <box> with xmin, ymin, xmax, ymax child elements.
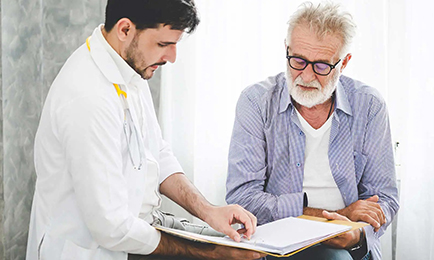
<box><xmin>104</xmin><ymin>0</ymin><xmax>200</xmax><ymax>33</ymax></box>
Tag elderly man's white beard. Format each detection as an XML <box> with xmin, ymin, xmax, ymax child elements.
<box><xmin>285</xmin><ymin>66</ymin><xmax>340</xmax><ymax>108</ymax></box>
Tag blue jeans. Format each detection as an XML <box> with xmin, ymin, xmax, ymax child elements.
<box><xmin>265</xmin><ymin>244</ymin><xmax>353</xmax><ymax>260</ymax></box>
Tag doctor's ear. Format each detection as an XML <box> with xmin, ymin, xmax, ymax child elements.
<box><xmin>115</xmin><ymin>18</ymin><xmax>135</xmax><ymax>41</ymax></box>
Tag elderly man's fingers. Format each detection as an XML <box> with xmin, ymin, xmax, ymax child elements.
<box><xmin>359</xmin><ymin>213</ymin><xmax>380</xmax><ymax>229</ymax></box>
<box><xmin>373</xmin><ymin>205</ymin><xmax>386</xmax><ymax>226</ymax></box>
<box><xmin>323</xmin><ymin>210</ymin><xmax>350</xmax><ymax>221</ymax></box>
<box><xmin>365</xmin><ymin>196</ymin><xmax>386</xmax><ymax>225</ymax></box>
<box><xmin>362</xmin><ymin>204</ymin><xmax>386</xmax><ymax>228</ymax></box>
<box><xmin>366</xmin><ymin>195</ymin><xmax>379</xmax><ymax>203</ymax></box>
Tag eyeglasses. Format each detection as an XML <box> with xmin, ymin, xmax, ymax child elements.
<box><xmin>286</xmin><ymin>50</ymin><xmax>341</xmax><ymax>76</ymax></box>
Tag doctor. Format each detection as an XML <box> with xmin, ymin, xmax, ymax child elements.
<box><xmin>26</xmin><ymin>0</ymin><xmax>263</xmax><ymax>259</ymax></box>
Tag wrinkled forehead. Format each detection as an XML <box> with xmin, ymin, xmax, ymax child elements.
<box><xmin>288</xmin><ymin>25</ymin><xmax>343</xmax><ymax>61</ymax></box>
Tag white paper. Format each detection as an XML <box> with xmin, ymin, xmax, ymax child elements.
<box><xmin>156</xmin><ymin>217</ymin><xmax>352</xmax><ymax>255</ymax></box>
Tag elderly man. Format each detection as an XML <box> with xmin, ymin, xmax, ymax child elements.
<box><xmin>27</xmin><ymin>0</ymin><xmax>264</xmax><ymax>259</ymax></box>
<box><xmin>226</xmin><ymin>2</ymin><xmax>399</xmax><ymax>260</ymax></box>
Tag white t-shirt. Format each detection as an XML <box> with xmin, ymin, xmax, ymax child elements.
<box><xmin>296</xmin><ymin>109</ymin><xmax>345</xmax><ymax>211</ymax></box>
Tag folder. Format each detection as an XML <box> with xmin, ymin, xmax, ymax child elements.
<box><xmin>155</xmin><ymin>215</ymin><xmax>368</xmax><ymax>257</ymax></box>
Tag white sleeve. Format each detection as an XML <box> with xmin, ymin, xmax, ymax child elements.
<box><xmin>158</xmin><ymin>136</ymin><xmax>184</xmax><ymax>183</ymax></box>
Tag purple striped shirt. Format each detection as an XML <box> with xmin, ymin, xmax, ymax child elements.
<box><xmin>226</xmin><ymin>72</ymin><xmax>399</xmax><ymax>259</ymax></box>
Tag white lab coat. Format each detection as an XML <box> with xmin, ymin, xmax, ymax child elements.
<box><xmin>26</xmin><ymin>25</ymin><xmax>183</xmax><ymax>260</ymax></box>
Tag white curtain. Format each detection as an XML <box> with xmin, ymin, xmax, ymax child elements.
<box><xmin>159</xmin><ymin>0</ymin><xmax>434</xmax><ymax>259</ymax></box>
<box><xmin>395</xmin><ymin>0</ymin><xmax>434</xmax><ymax>259</ymax></box>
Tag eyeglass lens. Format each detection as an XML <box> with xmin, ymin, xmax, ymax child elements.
<box><xmin>289</xmin><ymin>57</ymin><xmax>332</xmax><ymax>75</ymax></box>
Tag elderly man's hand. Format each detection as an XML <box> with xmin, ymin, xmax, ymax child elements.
<box><xmin>337</xmin><ymin>195</ymin><xmax>386</xmax><ymax>232</ymax></box>
<box><xmin>321</xmin><ymin>211</ymin><xmax>363</xmax><ymax>249</ymax></box>
<box><xmin>202</xmin><ymin>204</ymin><xmax>257</xmax><ymax>242</ymax></box>
<box><xmin>206</xmin><ymin>244</ymin><xmax>266</xmax><ymax>260</ymax></box>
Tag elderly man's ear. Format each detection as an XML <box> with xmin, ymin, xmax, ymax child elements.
<box><xmin>340</xmin><ymin>53</ymin><xmax>352</xmax><ymax>73</ymax></box>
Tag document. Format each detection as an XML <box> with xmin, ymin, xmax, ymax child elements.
<box><xmin>155</xmin><ymin>215</ymin><xmax>368</xmax><ymax>257</ymax></box>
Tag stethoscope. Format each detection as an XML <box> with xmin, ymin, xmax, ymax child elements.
<box><xmin>86</xmin><ymin>37</ymin><xmax>145</xmax><ymax>170</ymax></box>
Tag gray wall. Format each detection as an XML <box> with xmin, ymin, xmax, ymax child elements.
<box><xmin>0</xmin><ymin>1</ymin><xmax>105</xmax><ymax>258</ymax></box>
<box><xmin>0</xmin><ymin>1</ymin><xmax>159</xmax><ymax>259</ymax></box>
<box><xmin>0</xmin><ymin>1</ymin><xmax>3</xmax><ymax>257</ymax></box>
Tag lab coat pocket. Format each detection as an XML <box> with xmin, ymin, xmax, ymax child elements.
<box><xmin>353</xmin><ymin>151</ymin><xmax>367</xmax><ymax>184</ymax></box>
<box><xmin>60</xmin><ymin>240</ymin><xmax>96</xmax><ymax>260</ymax></box>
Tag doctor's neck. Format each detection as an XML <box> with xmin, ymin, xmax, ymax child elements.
<box><xmin>101</xmin><ymin>25</ymin><xmax>124</xmax><ymax>58</ymax></box>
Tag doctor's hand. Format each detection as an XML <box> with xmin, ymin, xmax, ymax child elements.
<box><xmin>336</xmin><ymin>195</ymin><xmax>386</xmax><ymax>232</ymax></box>
<box><xmin>202</xmin><ymin>204</ymin><xmax>257</xmax><ymax>242</ymax></box>
<box><xmin>321</xmin><ymin>211</ymin><xmax>362</xmax><ymax>249</ymax></box>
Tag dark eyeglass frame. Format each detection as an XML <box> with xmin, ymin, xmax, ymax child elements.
<box><xmin>286</xmin><ymin>49</ymin><xmax>341</xmax><ymax>76</ymax></box>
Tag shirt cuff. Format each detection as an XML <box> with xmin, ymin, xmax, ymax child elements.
<box><xmin>117</xmin><ymin>218</ymin><xmax>162</xmax><ymax>255</ymax></box>
<box><xmin>142</xmin><ymin>228</ymin><xmax>161</xmax><ymax>255</ymax></box>
<box><xmin>276</xmin><ymin>192</ymin><xmax>304</xmax><ymax>220</ymax></box>
<box><xmin>364</xmin><ymin>225</ymin><xmax>375</xmax><ymax>257</ymax></box>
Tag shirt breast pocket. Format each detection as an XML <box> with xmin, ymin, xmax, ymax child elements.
<box><xmin>353</xmin><ymin>151</ymin><xmax>367</xmax><ymax>184</ymax></box>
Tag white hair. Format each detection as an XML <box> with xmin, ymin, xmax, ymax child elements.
<box><xmin>285</xmin><ymin>1</ymin><xmax>357</xmax><ymax>57</ymax></box>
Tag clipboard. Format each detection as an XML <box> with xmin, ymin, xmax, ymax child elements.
<box><xmin>155</xmin><ymin>215</ymin><xmax>368</xmax><ymax>257</ymax></box>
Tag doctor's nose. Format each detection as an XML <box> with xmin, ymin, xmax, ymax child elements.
<box><xmin>163</xmin><ymin>45</ymin><xmax>177</xmax><ymax>63</ymax></box>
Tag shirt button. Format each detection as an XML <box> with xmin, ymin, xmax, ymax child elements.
<box><xmin>296</xmin><ymin>163</ymin><xmax>301</xmax><ymax>167</ymax></box>
<box><xmin>299</xmin><ymin>131</ymin><xmax>303</xmax><ymax>136</ymax></box>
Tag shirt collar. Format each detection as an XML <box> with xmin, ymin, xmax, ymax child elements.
<box><xmin>279</xmin><ymin>74</ymin><xmax>353</xmax><ymax>116</ymax></box>
<box><xmin>89</xmin><ymin>24</ymin><xmax>140</xmax><ymax>86</ymax></box>
<box><xmin>279</xmin><ymin>73</ymin><xmax>292</xmax><ymax>113</ymax></box>
<box><xmin>334</xmin><ymin>78</ymin><xmax>352</xmax><ymax>116</ymax></box>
